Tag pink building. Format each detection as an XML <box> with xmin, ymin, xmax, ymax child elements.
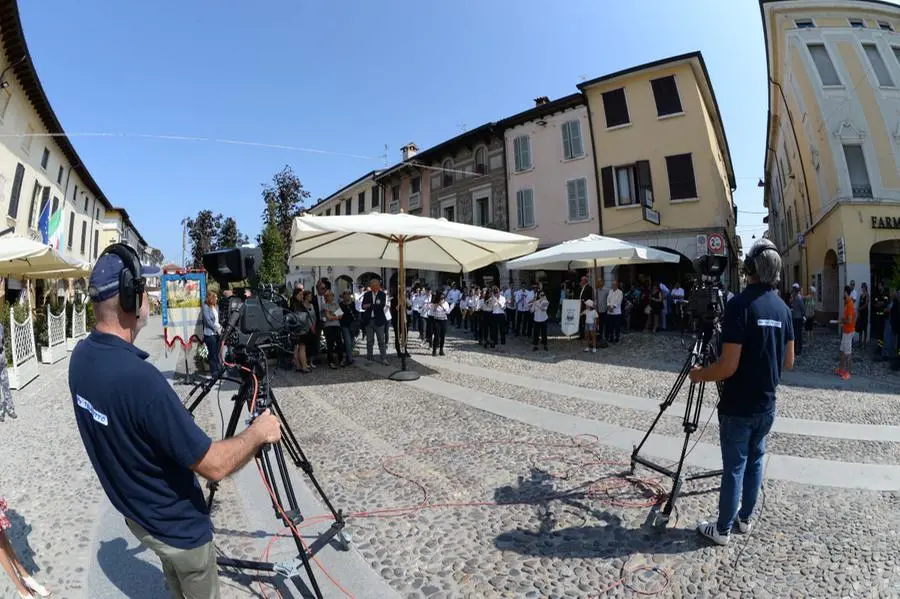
<box><xmin>501</xmin><ymin>94</ymin><xmax>599</xmax><ymax>252</ymax></box>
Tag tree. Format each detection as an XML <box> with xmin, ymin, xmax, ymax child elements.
<box><xmin>217</xmin><ymin>217</ymin><xmax>248</xmax><ymax>249</ymax></box>
<box><xmin>149</xmin><ymin>247</ymin><xmax>164</xmax><ymax>266</ymax></box>
<box><xmin>261</xmin><ymin>165</ymin><xmax>310</xmax><ymax>265</ymax></box>
<box><xmin>258</xmin><ymin>201</ymin><xmax>286</xmax><ymax>285</ymax></box>
<box><xmin>186</xmin><ymin>210</ymin><xmax>222</xmax><ymax>269</ymax></box>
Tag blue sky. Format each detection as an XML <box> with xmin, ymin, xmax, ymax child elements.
<box><xmin>21</xmin><ymin>0</ymin><xmax>770</xmax><ymax>264</ymax></box>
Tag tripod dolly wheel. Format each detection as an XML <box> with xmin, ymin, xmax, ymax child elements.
<box><xmin>337</xmin><ymin>530</ymin><xmax>352</xmax><ymax>551</ymax></box>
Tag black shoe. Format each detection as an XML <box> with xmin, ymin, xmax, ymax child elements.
<box><xmin>543</xmin><ymin>346</ymin><xmax>548</xmax><ymax>351</ymax></box>
<box><xmin>7</xmin><ymin>410</ymin><xmax>16</xmax><ymax>419</ymax></box>
<box><xmin>439</xmin><ymin>350</ymin><xmax>445</xmax><ymax>356</ymax></box>
<box><xmin>533</xmin><ymin>346</ymin><xmax>538</xmax><ymax>351</ymax></box>
<box><xmin>432</xmin><ymin>350</ymin><xmax>437</xmax><ymax>356</ymax></box>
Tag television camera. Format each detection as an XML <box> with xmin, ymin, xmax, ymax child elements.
<box><xmin>630</xmin><ymin>254</ymin><xmax>729</xmax><ymax>529</ymax></box>
<box><xmin>201</xmin><ymin>248</ymin><xmax>306</xmax><ymax>359</ymax></box>
<box><xmin>185</xmin><ymin>247</ymin><xmax>347</xmax><ymax>598</ymax></box>
<box><xmin>687</xmin><ymin>254</ymin><xmax>729</xmax><ymax>330</ymax></box>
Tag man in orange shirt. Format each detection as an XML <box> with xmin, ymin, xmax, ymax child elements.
<box><xmin>837</xmin><ymin>285</ymin><xmax>855</xmax><ymax>380</ymax></box>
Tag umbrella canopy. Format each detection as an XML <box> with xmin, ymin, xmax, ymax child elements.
<box><xmin>506</xmin><ymin>234</ymin><xmax>681</xmax><ymax>271</ymax></box>
<box><xmin>290</xmin><ymin>212</ymin><xmax>538</xmax><ymax>272</ymax></box>
<box><xmin>0</xmin><ymin>235</ymin><xmax>87</xmax><ymax>277</ymax></box>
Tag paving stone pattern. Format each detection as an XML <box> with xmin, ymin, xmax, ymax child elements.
<box><xmin>2</xmin><ymin>318</ymin><xmax>900</xmax><ymax>597</ymax></box>
<box><xmin>267</xmin><ymin>351</ymin><xmax>900</xmax><ymax>598</ymax></box>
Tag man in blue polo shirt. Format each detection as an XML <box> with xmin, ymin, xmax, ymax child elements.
<box><xmin>69</xmin><ymin>246</ymin><xmax>282</xmax><ymax>598</ymax></box>
<box><xmin>688</xmin><ymin>239</ymin><xmax>795</xmax><ymax>546</ymax></box>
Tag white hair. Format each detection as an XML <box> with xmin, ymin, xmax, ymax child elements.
<box><xmin>92</xmin><ymin>296</ymin><xmax>120</xmax><ymax>323</ymax></box>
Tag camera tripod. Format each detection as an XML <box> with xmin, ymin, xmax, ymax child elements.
<box><xmin>186</xmin><ymin>357</ymin><xmax>349</xmax><ymax>599</ymax></box>
<box><xmin>630</xmin><ymin>321</ymin><xmax>724</xmax><ymax>529</ymax></box>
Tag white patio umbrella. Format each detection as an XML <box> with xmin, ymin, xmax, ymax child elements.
<box><xmin>506</xmin><ymin>233</ymin><xmax>681</xmax><ymax>271</ymax></box>
<box><xmin>0</xmin><ymin>235</ymin><xmax>85</xmax><ymax>277</ymax></box>
<box><xmin>290</xmin><ymin>212</ymin><xmax>539</xmax><ymax>380</ymax></box>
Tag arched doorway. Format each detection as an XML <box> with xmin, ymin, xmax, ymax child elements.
<box><xmin>471</xmin><ymin>263</ymin><xmax>500</xmax><ymax>288</ymax></box>
<box><xmin>356</xmin><ymin>272</ymin><xmax>380</xmax><ymax>289</ymax></box>
<box><xmin>823</xmin><ymin>249</ymin><xmax>839</xmax><ymax>314</ymax></box>
<box><xmin>618</xmin><ymin>248</ymin><xmax>695</xmax><ymax>290</ymax></box>
<box><xmin>335</xmin><ymin>275</ymin><xmax>353</xmax><ymax>296</ymax></box>
<box><xmin>870</xmin><ymin>239</ymin><xmax>900</xmax><ymax>289</ymax></box>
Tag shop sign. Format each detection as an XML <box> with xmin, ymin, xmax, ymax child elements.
<box><xmin>837</xmin><ymin>237</ymin><xmax>845</xmax><ymax>265</ymax></box>
<box><xmin>871</xmin><ymin>216</ymin><xmax>900</xmax><ymax>230</ymax></box>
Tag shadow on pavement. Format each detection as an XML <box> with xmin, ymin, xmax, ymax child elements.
<box><xmin>491</xmin><ymin>468</ymin><xmax>705</xmax><ymax>561</ymax></box>
<box><xmin>5</xmin><ymin>510</ymin><xmax>40</xmax><ymax>576</ymax></box>
<box><xmin>96</xmin><ymin>538</ymin><xmax>168</xmax><ymax>598</ymax></box>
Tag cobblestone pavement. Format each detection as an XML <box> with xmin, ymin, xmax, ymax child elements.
<box><xmin>2</xmin><ymin>319</ymin><xmax>900</xmax><ymax>597</ymax></box>
<box><xmin>256</xmin><ymin>324</ymin><xmax>900</xmax><ymax>598</ymax></box>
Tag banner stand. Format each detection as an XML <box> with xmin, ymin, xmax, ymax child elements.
<box><xmin>161</xmin><ymin>269</ymin><xmax>207</xmax><ymax>385</ymax></box>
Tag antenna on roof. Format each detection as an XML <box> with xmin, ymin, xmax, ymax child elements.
<box><xmin>457</xmin><ymin>122</ymin><xmax>467</xmax><ymax>133</ymax></box>
<box><xmin>382</xmin><ymin>144</ymin><xmax>389</xmax><ymax>166</ymax></box>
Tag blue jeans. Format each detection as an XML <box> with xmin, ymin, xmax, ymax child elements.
<box><xmin>203</xmin><ymin>334</ymin><xmax>221</xmax><ymax>377</ymax></box>
<box><xmin>717</xmin><ymin>411</ymin><xmax>775</xmax><ymax>535</ymax></box>
<box><xmin>341</xmin><ymin>326</ymin><xmax>355</xmax><ymax>364</ymax></box>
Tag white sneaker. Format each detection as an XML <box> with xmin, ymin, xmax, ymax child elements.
<box><xmin>583</xmin><ymin>347</ymin><xmax>591</xmax><ymax>352</ymax></box>
<box><xmin>735</xmin><ymin>519</ymin><xmax>752</xmax><ymax>534</ymax></box>
<box><xmin>697</xmin><ymin>520</ymin><xmax>730</xmax><ymax>546</ymax></box>
<box><xmin>23</xmin><ymin>576</ymin><xmax>51</xmax><ymax>597</ymax></box>
<box><xmin>591</xmin><ymin>348</ymin><xmax>597</xmax><ymax>353</ymax></box>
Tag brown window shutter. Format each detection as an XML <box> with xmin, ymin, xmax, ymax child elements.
<box><xmin>636</xmin><ymin>160</ymin><xmax>653</xmax><ymax>206</ymax></box>
<box><xmin>601</xmin><ymin>166</ymin><xmax>615</xmax><ymax>208</ymax></box>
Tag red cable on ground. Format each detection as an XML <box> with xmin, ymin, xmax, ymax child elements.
<box><xmin>214</xmin><ymin>363</ymin><xmax>678</xmax><ymax>596</ymax></box>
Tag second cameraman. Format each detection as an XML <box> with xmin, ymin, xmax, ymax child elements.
<box><xmin>688</xmin><ymin>239</ymin><xmax>795</xmax><ymax>546</ymax></box>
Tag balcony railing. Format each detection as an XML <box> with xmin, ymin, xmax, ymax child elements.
<box><xmin>851</xmin><ymin>184</ymin><xmax>873</xmax><ymax>198</ymax></box>
<box><xmin>389</xmin><ymin>200</ymin><xmax>400</xmax><ymax>214</ymax></box>
<box><xmin>408</xmin><ymin>192</ymin><xmax>421</xmax><ymax>211</ymax></box>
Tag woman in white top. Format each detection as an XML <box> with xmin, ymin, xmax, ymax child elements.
<box><xmin>531</xmin><ymin>290</ymin><xmax>550</xmax><ymax>351</ymax></box>
<box><xmin>489</xmin><ymin>286</ymin><xmax>507</xmax><ymax>349</ymax></box>
<box><xmin>430</xmin><ymin>291</ymin><xmax>450</xmax><ymax>356</ymax></box>
<box><xmin>417</xmin><ymin>288</ymin><xmax>431</xmax><ymax>343</ymax></box>
<box><xmin>479</xmin><ymin>289</ymin><xmax>493</xmax><ymax>347</ymax></box>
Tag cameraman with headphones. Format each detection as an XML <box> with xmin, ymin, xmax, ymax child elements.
<box><xmin>688</xmin><ymin>239</ymin><xmax>794</xmax><ymax>546</ymax></box>
<box><xmin>69</xmin><ymin>244</ymin><xmax>282</xmax><ymax>598</ymax></box>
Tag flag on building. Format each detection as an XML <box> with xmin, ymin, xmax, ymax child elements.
<box><xmin>47</xmin><ymin>208</ymin><xmax>63</xmax><ymax>250</ymax></box>
<box><xmin>37</xmin><ymin>197</ymin><xmax>51</xmax><ymax>244</ymax></box>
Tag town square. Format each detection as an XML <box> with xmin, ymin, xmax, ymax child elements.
<box><xmin>1</xmin><ymin>0</ymin><xmax>900</xmax><ymax>597</ymax></box>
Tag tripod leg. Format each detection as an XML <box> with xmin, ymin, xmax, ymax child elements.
<box><xmin>631</xmin><ymin>345</ymin><xmax>697</xmax><ymax>469</ymax></box>
<box><xmin>269</xmin><ymin>396</ymin><xmax>344</xmax><ymax>523</ymax></box>
<box><xmin>270</xmin><ymin>397</ymin><xmax>311</xmax><ymax>471</ymax></box>
<box><xmin>206</xmin><ymin>394</ymin><xmax>246</xmax><ymax>511</ymax></box>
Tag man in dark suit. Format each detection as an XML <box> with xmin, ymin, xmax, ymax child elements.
<box><xmin>578</xmin><ymin>275</ymin><xmax>594</xmax><ymax>340</ymax></box>
<box><xmin>311</xmin><ymin>278</ymin><xmax>330</xmax><ymax>365</ymax></box>
<box><xmin>361</xmin><ymin>277</ymin><xmax>388</xmax><ymax>364</ymax></box>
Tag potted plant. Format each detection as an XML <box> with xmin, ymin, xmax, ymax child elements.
<box><xmin>194</xmin><ymin>342</ymin><xmax>209</xmax><ymax>373</ymax></box>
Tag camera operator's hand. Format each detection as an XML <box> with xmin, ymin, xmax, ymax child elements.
<box><xmin>251</xmin><ymin>409</ymin><xmax>282</xmax><ymax>444</ymax></box>
<box><xmin>689</xmin><ymin>366</ymin><xmax>705</xmax><ymax>384</ymax></box>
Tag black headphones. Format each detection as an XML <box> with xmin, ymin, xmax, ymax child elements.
<box><xmin>742</xmin><ymin>239</ymin><xmax>780</xmax><ymax>278</ymax></box>
<box><xmin>94</xmin><ymin>243</ymin><xmax>146</xmax><ymax>313</ymax></box>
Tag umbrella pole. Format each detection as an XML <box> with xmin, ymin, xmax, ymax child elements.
<box><xmin>389</xmin><ymin>238</ymin><xmax>420</xmax><ymax>382</ymax></box>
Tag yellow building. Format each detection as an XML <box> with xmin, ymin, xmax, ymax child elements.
<box><xmin>761</xmin><ymin>0</ymin><xmax>900</xmax><ymax>316</ymax></box>
<box><xmin>578</xmin><ymin>52</ymin><xmax>739</xmax><ymax>289</ymax></box>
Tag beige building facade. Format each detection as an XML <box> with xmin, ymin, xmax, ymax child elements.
<box><xmin>0</xmin><ymin>2</ymin><xmax>150</xmax><ymax>299</ymax></box>
<box><xmin>578</xmin><ymin>52</ymin><xmax>739</xmax><ymax>288</ymax></box>
<box><xmin>761</xmin><ymin>0</ymin><xmax>900</xmax><ymax>315</ymax></box>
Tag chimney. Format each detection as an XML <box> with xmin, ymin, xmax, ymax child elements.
<box><xmin>401</xmin><ymin>142</ymin><xmax>419</xmax><ymax>161</ymax></box>
<box><xmin>534</xmin><ymin>96</ymin><xmax>550</xmax><ymax>106</ymax></box>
